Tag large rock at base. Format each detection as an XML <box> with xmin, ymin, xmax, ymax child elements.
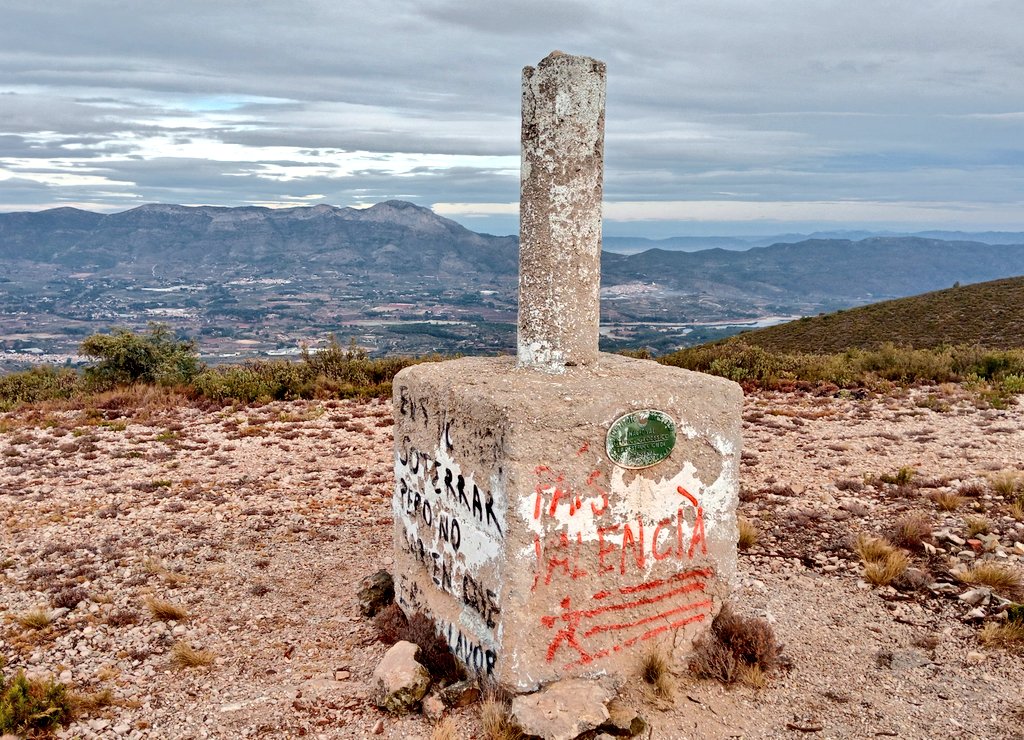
<box><xmin>510</xmin><ymin>678</ymin><xmax>614</xmax><ymax>740</ymax></box>
<box><xmin>599</xmin><ymin>698</ymin><xmax>647</xmax><ymax>737</ymax></box>
<box><xmin>372</xmin><ymin>641</ymin><xmax>431</xmax><ymax>713</ymax></box>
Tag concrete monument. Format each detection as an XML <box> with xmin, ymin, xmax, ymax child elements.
<box><xmin>391</xmin><ymin>51</ymin><xmax>743</xmax><ymax>691</ymax></box>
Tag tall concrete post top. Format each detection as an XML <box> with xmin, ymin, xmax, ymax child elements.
<box><xmin>518</xmin><ymin>51</ymin><xmax>606</xmax><ymax>374</ymax></box>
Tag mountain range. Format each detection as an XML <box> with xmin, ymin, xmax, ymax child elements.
<box><xmin>1</xmin><ymin>200</ymin><xmax>1023</xmax><ymax>362</ymax></box>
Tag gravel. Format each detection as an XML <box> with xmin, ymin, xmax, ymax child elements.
<box><xmin>1</xmin><ymin>388</ymin><xmax>1022</xmax><ymax>739</ymax></box>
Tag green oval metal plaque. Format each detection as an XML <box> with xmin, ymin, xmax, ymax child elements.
<box><xmin>606</xmin><ymin>409</ymin><xmax>677</xmax><ymax>469</ymax></box>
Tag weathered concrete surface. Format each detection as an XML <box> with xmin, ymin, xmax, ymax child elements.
<box><xmin>518</xmin><ymin>51</ymin><xmax>606</xmax><ymax>373</ymax></box>
<box><xmin>391</xmin><ymin>354</ymin><xmax>742</xmax><ymax>690</ymax></box>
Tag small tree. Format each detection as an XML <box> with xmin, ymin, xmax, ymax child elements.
<box><xmin>80</xmin><ymin>323</ymin><xmax>201</xmax><ymax>388</ymax></box>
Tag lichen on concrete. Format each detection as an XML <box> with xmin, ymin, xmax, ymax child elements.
<box><xmin>518</xmin><ymin>51</ymin><xmax>606</xmax><ymax>373</ymax></box>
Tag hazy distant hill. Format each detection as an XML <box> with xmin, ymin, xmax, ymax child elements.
<box><xmin>603</xmin><ymin>230</ymin><xmax>1024</xmax><ymax>254</ymax></box>
<box><xmin>0</xmin><ymin>201</ymin><xmax>518</xmax><ymax>280</ymax></box>
<box><xmin>602</xmin><ymin>237</ymin><xmax>1024</xmax><ymax>304</ymax></box>
<box><xmin>4</xmin><ymin>201</ymin><xmax>1024</xmax><ymax>362</ymax></box>
<box><xmin>4</xmin><ymin>203</ymin><xmax>1024</xmax><ymax>306</ymax></box>
<box><xmin>726</xmin><ymin>276</ymin><xmax>1024</xmax><ymax>352</ymax></box>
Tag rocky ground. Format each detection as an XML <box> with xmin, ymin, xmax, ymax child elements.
<box><xmin>1</xmin><ymin>384</ymin><xmax>1023</xmax><ymax>739</ymax></box>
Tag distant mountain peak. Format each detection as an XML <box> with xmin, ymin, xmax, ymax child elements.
<box><xmin>355</xmin><ymin>199</ymin><xmax>463</xmax><ymax>233</ymax></box>
<box><xmin>371</xmin><ymin>199</ymin><xmax>429</xmax><ymax>211</ymax></box>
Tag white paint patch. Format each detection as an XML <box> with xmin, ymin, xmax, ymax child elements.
<box><xmin>394</xmin><ymin>434</ymin><xmax>503</xmax><ymax>571</ymax></box>
<box><xmin>516</xmin><ymin>444</ymin><xmax>737</xmax><ymax>580</ymax></box>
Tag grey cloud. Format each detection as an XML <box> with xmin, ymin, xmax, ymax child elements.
<box><xmin>0</xmin><ymin>0</ymin><xmax>1021</xmax><ymax>232</ymax></box>
<box><xmin>417</xmin><ymin>0</ymin><xmax>609</xmax><ymax>35</ymax></box>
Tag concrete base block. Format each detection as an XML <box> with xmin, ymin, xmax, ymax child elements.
<box><xmin>391</xmin><ymin>354</ymin><xmax>742</xmax><ymax>690</ymax></box>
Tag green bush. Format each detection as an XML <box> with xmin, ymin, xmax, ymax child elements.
<box><xmin>188</xmin><ymin>339</ymin><xmax>428</xmax><ymax>404</ymax></box>
<box><xmin>0</xmin><ymin>670</ymin><xmax>74</xmax><ymax>734</ymax></box>
<box><xmin>1000</xmin><ymin>374</ymin><xmax>1024</xmax><ymax>395</ymax></box>
<box><xmin>80</xmin><ymin>323</ymin><xmax>201</xmax><ymax>389</ymax></box>
<box><xmin>0</xmin><ymin>366</ymin><xmax>82</xmax><ymax>411</ymax></box>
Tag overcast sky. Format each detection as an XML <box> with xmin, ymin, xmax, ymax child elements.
<box><xmin>1</xmin><ymin>0</ymin><xmax>1022</xmax><ymax>236</ymax></box>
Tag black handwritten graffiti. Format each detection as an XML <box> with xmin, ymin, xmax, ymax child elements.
<box><xmin>399</xmin><ymin>438</ymin><xmax>503</xmax><ymax>537</ymax></box>
<box><xmin>396</xmin><ymin>522</ymin><xmax>501</xmax><ymax>629</ymax></box>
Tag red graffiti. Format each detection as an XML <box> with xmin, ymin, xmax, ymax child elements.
<box><xmin>531</xmin><ymin>466</ymin><xmax>716</xmax><ymax>669</ymax></box>
<box><xmin>541</xmin><ymin>568</ymin><xmax>713</xmax><ymax>668</ymax></box>
<box><xmin>535</xmin><ymin>503</ymin><xmax>707</xmax><ymax>586</ymax></box>
<box><xmin>533</xmin><ymin>468</ymin><xmax>608</xmax><ymax>522</ymax></box>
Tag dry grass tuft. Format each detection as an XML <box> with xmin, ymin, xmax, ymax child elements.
<box><xmin>72</xmin><ymin>687</ymin><xmax>115</xmax><ymax>713</ymax></box>
<box><xmin>854</xmin><ymin>533</ymin><xmax>894</xmax><ymax>563</ymax></box>
<box><xmin>1009</xmin><ymin>500</ymin><xmax>1024</xmax><ymax>521</ymax></box>
<box><xmin>737</xmin><ymin>518</ymin><xmax>759</xmax><ymax>550</ymax></box>
<box><xmin>978</xmin><ymin>621</ymin><xmax>1024</xmax><ymax>647</ymax></box>
<box><xmin>965</xmin><ymin>515</ymin><xmax>991</xmax><ymax>538</ymax></box>
<box><xmin>863</xmin><ymin>552</ymin><xmax>911</xmax><ymax>587</ymax></box>
<box><xmin>958</xmin><ymin>562</ymin><xmax>1023</xmax><ymax>599</ymax></box>
<box><xmin>639</xmin><ymin>647</ymin><xmax>675</xmax><ymax>700</ymax></box>
<box><xmin>736</xmin><ymin>663</ymin><xmax>768</xmax><ymax>689</ymax></box>
<box><xmin>170</xmin><ymin>642</ymin><xmax>214</xmax><ymax>669</ymax></box>
<box><xmin>430</xmin><ymin>716</ymin><xmax>460</xmax><ymax>740</ymax></box>
<box><xmin>854</xmin><ymin>534</ymin><xmax>909</xmax><ymax>586</ymax></box>
<box><xmin>890</xmin><ymin>512</ymin><xmax>933</xmax><ymax>550</ymax></box>
<box><xmin>145</xmin><ymin>597</ymin><xmax>189</xmax><ymax>622</ymax></box>
<box><xmin>17</xmin><ymin>608</ymin><xmax>52</xmax><ymax>630</ymax></box>
<box><xmin>930</xmin><ymin>490</ymin><xmax>965</xmax><ymax>511</ymax></box>
<box><xmin>989</xmin><ymin>469</ymin><xmax>1024</xmax><ymax>497</ymax></box>
<box><xmin>480</xmin><ymin>688</ymin><xmax>521</xmax><ymax>740</ymax></box>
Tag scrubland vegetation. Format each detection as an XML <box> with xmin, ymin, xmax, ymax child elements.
<box><xmin>0</xmin><ymin>324</ymin><xmax>427</xmax><ymax>410</ymax></box>
<box><xmin>660</xmin><ymin>341</ymin><xmax>1024</xmax><ymax>404</ymax></box>
<box><xmin>727</xmin><ymin>275</ymin><xmax>1024</xmax><ymax>352</ymax></box>
<box><xmin>2</xmin><ymin>324</ymin><xmax>1023</xmax><ymax>413</ymax></box>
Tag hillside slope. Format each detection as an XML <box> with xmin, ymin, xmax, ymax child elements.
<box><xmin>730</xmin><ymin>275</ymin><xmax>1024</xmax><ymax>352</ymax></box>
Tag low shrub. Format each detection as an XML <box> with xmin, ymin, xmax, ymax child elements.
<box><xmin>0</xmin><ymin>670</ymin><xmax>74</xmax><ymax>734</ymax></box>
<box><xmin>690</xmin><ymin>605</ymin><xmax>781</xmax><ymax>685</ymax></box>
<box><xmin>81</xmin><ymin>323</ymin><xmax>201</xmax><ymax>389</ymax></box>
<box><xmin>659</xmin><ymin>341</ymin><xmax>1024</xmax><ymax>395</ymax></box>
<box><xmin>0</xmin><ymin>366</ymin><xmax>82</xmax><ymax>411</ymax></box>
<box><xmin>879</xmin><ymin>467</ymin><xmax>916</xmax><ymax>486</ymax></box>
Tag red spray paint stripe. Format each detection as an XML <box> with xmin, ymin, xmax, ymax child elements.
<box><xmin>615</xmin><ymin>568</ymin><xmax>713</xmax><ymax>596</ymax></box>
<box><xmin>621</xmin><ymin>612</ymin><xmax>708</xmax><ymax>648</ymax></box>
<box><xmin>582</xmin><ymin>598</ymin><xmax>713</xmax><ymax>638</ymax></box>
<box><xmin>579</xmin><ymin>580</ymin><xmax>706</xmax><ymax>619</ymax></box>
<box><xmin>563</xmin><ymin>612</ymin><xmax>709</xmax><ymax>670</ymax></box>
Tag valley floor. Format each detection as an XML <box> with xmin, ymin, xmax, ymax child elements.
<box><xmin>1</xmin><ymin>387</ymin><xmax>1022</xmax><ymax>739</ymax></box>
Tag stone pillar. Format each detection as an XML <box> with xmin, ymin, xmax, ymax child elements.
<box><xmin>518</xmin><ymin>51</ymin><xmax>606</xmax><ymax>373</ymax></box>
<box><xmin>390</xmin><ymin>52</ymin><xmax>743</xmax><ymax>693</ymax></box>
